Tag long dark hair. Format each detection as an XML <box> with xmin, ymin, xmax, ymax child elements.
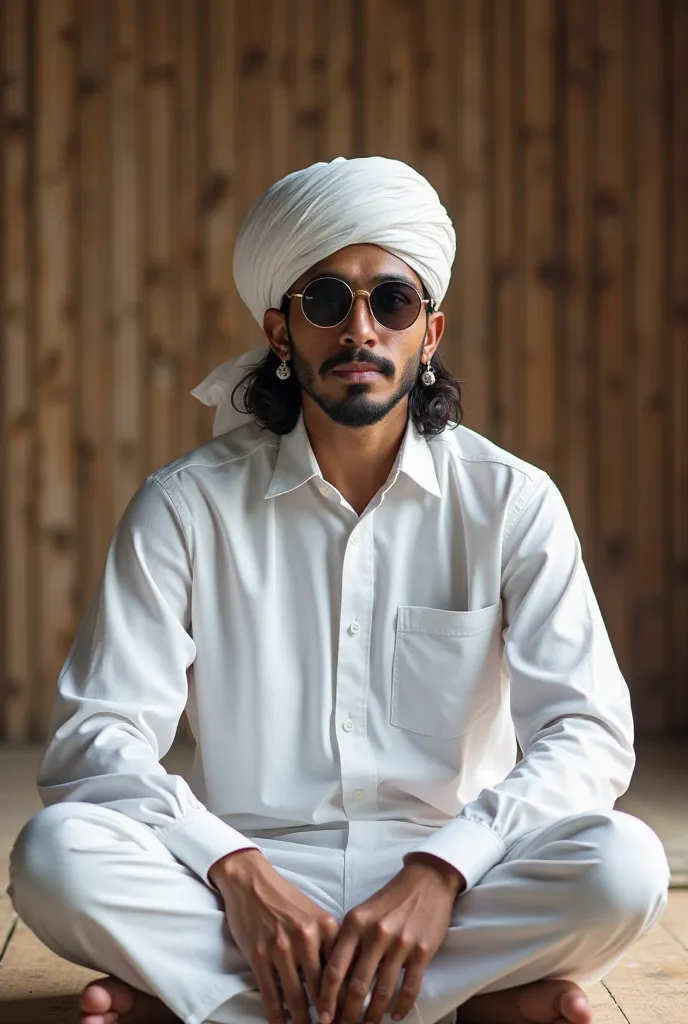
<box><xmin>231</xmin><ymin>290</ymin><xmax>464</xmax><ymax>438</ymax></box>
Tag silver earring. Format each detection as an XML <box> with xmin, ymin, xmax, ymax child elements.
<box><xmin>276</xmin><ymin>359</ymin><xmax>291</xmax><ymax>380</ymax></box>
<box><xmin>421</xmin><ymin>356</ymin><xmax>436</xmax><ymax>387</ymax></box>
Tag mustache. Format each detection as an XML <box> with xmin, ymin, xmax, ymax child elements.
<box><xmin>321</xmin><ymin>352</ymin><xmax>395</xmax><ymax>376</ymax></box>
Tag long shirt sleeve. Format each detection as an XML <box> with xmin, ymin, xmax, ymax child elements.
<box><xmin>405</xmin><ymin>475</ymin><xmax>636</xmax><ymax>890</ymax></box>
<box><xmin>36</xmin><ymin>476</ymin><xmax>261</xmax><ymax>888</ymax></box>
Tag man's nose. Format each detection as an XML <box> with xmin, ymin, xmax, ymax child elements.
<box><xmin>338</xmin><ymin>293</ymin><xmax>377</xmax><ymax>346</ymax></box>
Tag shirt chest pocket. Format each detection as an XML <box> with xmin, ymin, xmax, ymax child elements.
<box><xmin>391</xmin><ymin>603</ymin><xmax>503</xmax><ymax>740</ymax></box>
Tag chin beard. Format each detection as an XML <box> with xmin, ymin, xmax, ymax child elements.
<box><xmin>304</xmin><ymin>381</ymin><xmax>413</xmax><ymax>427</ymax></box>
<box><xmin>289</xmin><ymin>341</ymin><xmax>422</xmax><ymax>429</ymax></box>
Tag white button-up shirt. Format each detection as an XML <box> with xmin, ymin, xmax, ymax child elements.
<box><xmin>37</xmin><ymin>409</ymin><xmax>635</xmax><ymax>893</ymax></box>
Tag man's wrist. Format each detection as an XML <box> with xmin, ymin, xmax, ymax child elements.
<box><xmin>403</xmin><ymin>852</ymin><xmax>467</xmax><ymax>896</ymax></box>
<box><xmin>208</xmin><ymin>847</ymin><xmax>266</xmax><ymax>889</ymax></box>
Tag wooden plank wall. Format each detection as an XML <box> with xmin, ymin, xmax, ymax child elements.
<box><xmin>1</xmin><ymin>0</ymin><xmax>686</xmax><ymax>743</ymax></box>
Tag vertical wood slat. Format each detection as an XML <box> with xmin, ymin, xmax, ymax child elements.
<box><xmin>457</xmin><ymin>0</ymin><xmax>491</xmax><ymax>435</ymax></box>
<box><xmin>362</xmin><ymin>0</ymin><xmax>418</xmax><ymax>161</ymax></box>
<box><xmin>268</xmin><ymin>0</ymin><xmax>290</xmax><ymax>182</ymax></box>
<box><xmin>417</xmin><ymin>0</ymin><xmax>455</xmax><ymax>208</ymax></box>
<box><xmin>178</xmin><ymin>0</ymin><xmax>202</xmax><ymax>459</ymax></box>
<box><xmin>77</xmin><ymin>0</ymin><xmax>112</xmax><ymax>604</ymax></box>
<box><xmin>561</xmin><ymin>0</ymin><xmax>593</xmax><ymax>559</ymax></box>
<box><xmin>593</xmin><ymin>0</ymin><xmax>632</xmax><ymax>683</ymax></box>
<box><xmin>417</xmin><ymin>0</ymin><xmax>458</xmax><ymax>375</ymax></box>
<box><xmin>670</xmin><ymin>0</ymin><xmax>688</xmax><ymax>730</ymax></box>
<box><xmin>143</xmin><ymin>0</ymin><xmax>179</xmax><ymax>475</ymax></box>
<box><xmin>176</xmin><ymin>0</ymin><xmax>200</xmax><ymax>746</ymax></box>
<box><xmin>1</xmin><ymin>0</ymin><xmax>34</xmax><ymax>741</ymax></box>
<box><xmin>203</xmin><ymin>0</ymin><xmax>238</xmax><ymax>374</ymax></box>
<box><xmin>293</xmin><ymin>0</ymin><xmax>326</xmax><ymax>169</ymax></box>
<box><xmin>111</xmin><ymin>0</ymin><xmax>144</xmax><ymax>525</ymax></box>
<box><xmin>324</xmin><ymin>0</ymin><xmax>356</xmax><ymax>160</ymax></box>
<box><xmin>521</xmin><ymin>0</ymin><xmax>557</xmax><ymax>476</ymax></box>
<box><xmin>631</xmin><ymin>0</ymin><xmax>669</xmax><ymax>732</ymax></box>
<box><xmin>35</xmin><ymin>0</ymin><xmax>78</xmax><ymax>737</ymax></box>
<box><xmin>236</xmin><ymin>0</ymin><xmax>274</xmax><ymax>350</ymax></box>
<box><xmin>492</xmin><ymin>0</ymin><xmax>521</xmax><ymax>453</ymax></box>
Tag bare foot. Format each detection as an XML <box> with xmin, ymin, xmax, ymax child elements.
<box><xmin>457</xmin><ymin>978</ymin><xmax>593</xmax><ymax>1024</ymax></box>
<box><xmin>78</xmin><ymin>975</ymin><xmax>181</xmax><ymax>1024</ymax></box>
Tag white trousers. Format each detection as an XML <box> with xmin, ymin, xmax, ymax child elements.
<box><xmin>7</xmin><ymin>804</ymin><xmax>670</xmax><ymax>1024</ymax></box>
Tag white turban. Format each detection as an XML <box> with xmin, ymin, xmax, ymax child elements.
<box><xmin>192</xmin><ymin>155</ymin><xmax>456</xmax><ymax>435</ymax></box>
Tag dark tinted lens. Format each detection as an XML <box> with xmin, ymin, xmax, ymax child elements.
<box><xmin>371</xmin><ymin>282</ymin><xmax>422</xmax><ymax>330</ymax></box>
<box><xmin>301</xmin><ymin>278</ymin><xmax>352</xmax><ymax>327</ymax></box>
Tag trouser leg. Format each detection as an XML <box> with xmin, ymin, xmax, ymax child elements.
<box><xmin>405</xmin><ymin>810</ymin><xmax>671</xmax><ymax>1023</ymax></box>
<box><xmin>6</xmin><ymin>803</ymin><xmax>343</xmax><ymax>1024</ymax></box>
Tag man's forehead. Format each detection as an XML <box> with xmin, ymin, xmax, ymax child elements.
<box><xmin>290</xmin><ymin>244</ymin><xmax>423</xmax><ymax>292</ymax></box>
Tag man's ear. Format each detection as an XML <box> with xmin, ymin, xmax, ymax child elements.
<box><xmin>428</xmin><ymin>310</ymin><xmax>446</xmax><ymax>352</ymax></box>
<box><xmin>263</xmin><ymin>308</ymin><xmax>290</xmax><ymax>361</ymax></box>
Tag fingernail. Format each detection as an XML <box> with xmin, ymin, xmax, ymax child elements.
<box><xmin>320</xmin><ymin>1014</ymin><xmax>331</xmax><ymax>1024</ymax></box>
<box><xmin>392</xmin><ymin>1016</ymin><xmax>402</xmax><ymax>1022</ymax></box>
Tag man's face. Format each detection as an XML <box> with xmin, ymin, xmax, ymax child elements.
<box><xmin>263</xmin><ymin>244</ymin><xmax>445</xmax><ymax>428</ymax></box>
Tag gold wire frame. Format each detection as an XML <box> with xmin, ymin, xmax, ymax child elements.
<box><xmin>285</xmin><ymin>276</ymin><xmax>430</xmax><ymax>330</ymax></box>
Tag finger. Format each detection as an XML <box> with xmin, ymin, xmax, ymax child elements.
<box><xmin>273</xmin><ymin>948</ymin><xmax>311</xmax><ymax>1024</ymax></box>
<box><xmin>297</xmin><ymin>916</ymin><xmax>338</xmax><ymax>1012</ymax></box>
<box><xmin>338</xmin><ymin>946</ymin><xmax>386</xmax><ymax>1024</ymax></box>
<box><xmin>253</xmin><ymin>957</ymin><xmax>287</xmax><ymax>1024</ymax></box>
<box><xmin>299</xmin><ymin>948</ymin><xmax>324</xmax><ymax>1014</ymax></box>
<box><xmin>388</xmin><ymin>956</ymin><xmax>426</xmax><ymax>1022</ymax></box>
<box><xmin>320</xmin><ymin>914</ymin><xmax>340</xmax><ymax>961</ymax></box>
<box><xmin>318</xmin><ymin>925</ymin><xmax>360</xmax><ymax>1024</ymax></box>
<box><xmin>362</xmin><ymin>949</ymin><xmax>408</xmax><ymax>1024</ymax></box>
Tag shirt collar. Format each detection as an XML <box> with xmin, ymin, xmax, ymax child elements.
<box><xmin>265</xmin><ymin>409</ymin><xmax>442</xmax><ymax>500</ymax></box>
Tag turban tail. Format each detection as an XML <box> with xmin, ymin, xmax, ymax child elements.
<box><xmin>193</xmin><ymin>155</ymin><xmax>456</xmax><ymax>435</ymax></box>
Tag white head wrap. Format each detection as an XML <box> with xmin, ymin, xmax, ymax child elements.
<box><xmin>192</xmin><ymin>155</ymin><xmax>456</xmax><ymax>435</ymax></box>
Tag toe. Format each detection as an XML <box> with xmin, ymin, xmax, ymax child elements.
<box><xmin>560</xmin><ymin>989</ymin><xmax>593</xmax><ymax>1023</ymax></box>
<box><xmin>80</xmin><ymin>977</ymin><xmax>136</xmax><ymax>1018</ymax></box>
<box><xmin>80</xmin><ymin>981</ymin><xmax>111</xmax><ymax>1013</ymax></box>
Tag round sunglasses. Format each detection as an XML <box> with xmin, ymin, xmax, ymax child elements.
<box><xmin>285</xmin><ymin>276</ymin><xmax>431</xmax><ymax>332</ymax></box>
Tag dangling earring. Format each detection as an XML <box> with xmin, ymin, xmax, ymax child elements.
<box><xmin>276</xmin><ymin>358</ymin><xmax>291</xmax><ymax>380</ymax></box>
<box><xmin>421</xmin><ymin>355</ymin><xmax>436</xmax><ymax>387</ymax></box>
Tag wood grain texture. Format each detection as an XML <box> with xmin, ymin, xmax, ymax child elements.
<box><xmin>0</xmin><ymin>0</ymin><xmax>687</xmax><ymax>740</ymax></box>
<box><xmin>77</xmin><ymin>0</ymin><xmax>112</xmax><ymax>604</ymax></box>
<box><xmin>35</xmin><ymin>0</ymin><xmax>78</xmax><ymax>739</ymax></box>
<box><xmin>670</xmin><ymin>0</ymin><xmax>688</xmax><ymax>731</ymax></box>
<box><xmin>492</xmin><ymin>0</ymin><xmax>522</xmax><ymax>454</ymax></box>
<box><xmin>592</xmin><ymin>0</ymin><xmax>633</xmax><ymax>691</ymax></box>
<box><xmin>111</xmin><ymin>0</ymin><xmax>144</xmax><ymax>525</ymax></box>
<box><xmin>561</xmin><ymin>0</ymin><xmax>593</xmax><ymax>560</ymax></box>
<box><xmin>143</xmin><ymin>0</ymin><xmax>180</xmax><ymax>476</ymax></box>
<box><xmin>631</xmin><ymin>0</ymin><xmax>670</xmax><ymax>735</ymax></box>
<box><xmin>521</xmin><ymin>0</ymin><xmax>557</xmax><ymax>476</ymax></box>
<box><xmin>1</xmin><ymin>0</ymin><xmax>34</xmax><ymax>743</ymax></box>
<box><xmin>456</xmin><ymin>0</ymin><xmax>491</xmax><ymax>436</ymax></box>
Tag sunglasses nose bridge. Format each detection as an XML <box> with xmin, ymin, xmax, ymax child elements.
<box><xmin>332</xmin><ymin>286</ymin><xmax>374</xmax><ymax>329</ymax></box>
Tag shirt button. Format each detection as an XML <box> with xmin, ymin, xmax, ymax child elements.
<box><xmin>318</xmin><ymin>486</ymin><xmax>329</xmax><ymax>497</ymax></box>
<box><xmin>349</xmin><ymin>533</ymin><xmax>360</xmax><ymax>545</ymax></box>
<box><xmin>352</xmin><ymin>789</ymin><xmax>364</xmax><ymax>801</ymax></box>
<box><xmin>348</xmin><ymin>620</ymin><xmax>361</xmax><ymax>635</ymax></box>
<box><xmin>342</xmin><ymin>719</ymin><xmax>354</xmax><ymax>732</ymax></box>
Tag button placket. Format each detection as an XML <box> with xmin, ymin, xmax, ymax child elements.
<box><xmin>334</xmin><ymin>514</ymin><xmax>378</xmax><ymax>819</ymax></box>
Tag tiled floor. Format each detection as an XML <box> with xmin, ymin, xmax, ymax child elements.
<box><xmin>1</xmin><ymin>742</ymin><xmax>686</xmax><ymax>1023</ymax></box>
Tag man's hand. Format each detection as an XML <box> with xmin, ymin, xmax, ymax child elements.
<box><xmin>210</xmin><ymin>849</ymin><xmax>340</xmax><ymax>1024</ymax></box>
<box><xmin>318</xmin><ymin>854</ymin><xmax>465</xmax><ymax>1024</ymax></box>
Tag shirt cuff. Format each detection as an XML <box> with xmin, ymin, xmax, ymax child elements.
<box><xmin>152</xmin><ymin>808</ymin><xmax>264</xmax><ymax>890</ymax></box>
<box><xmin>402</xmin><ymin>817</ymin><xmax>507</xmax><ymax>892</ymax></box>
